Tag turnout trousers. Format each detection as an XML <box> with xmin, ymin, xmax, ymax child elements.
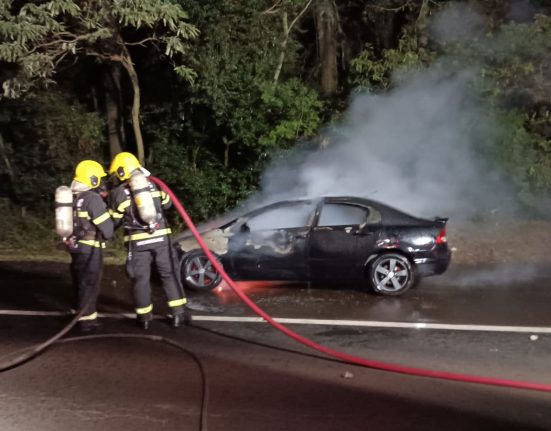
<box><xmin>126</xmin><ymin>237</ymin><xmax>186</xmax><ymax>322</ymax></box>
<box><xmin>70</xmin><ymin>246</ymin><xmax>103</xmax><ymax>325</ymax></box>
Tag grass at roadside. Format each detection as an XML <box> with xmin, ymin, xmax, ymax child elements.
<box><xmin>2</xmin><ymin>203</ymin><xmax>550</xmax><ymax>266</ymax></box>
<box><xmin>447</xmin><ymin>220</ymin><xmax>551</xmax><ymax>265</ymax></box>
<box><xmin>0</xmin><ymin>205</ymin><xmax>126</xmax><ymax>264</ymax></box>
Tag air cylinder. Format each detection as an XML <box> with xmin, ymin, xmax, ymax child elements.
<box><xmin>129</xmin><ymin>170</ymin><xmax>157</xmax><ymax>226</ymax></box>
<box><xmin>55</xmin><ymin>186</ymin><xmax>73</xmax><ymax>239</ymax></box>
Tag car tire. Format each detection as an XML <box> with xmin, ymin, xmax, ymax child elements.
<box><xmin>180</xmin><ymin>249</ymin><xmax>223</xmax><ymax>291</ymax></box>
<box><xmin>368</xmin><ymin>253</ymin><xmax>415</xmax><ymax>296</ymax></box>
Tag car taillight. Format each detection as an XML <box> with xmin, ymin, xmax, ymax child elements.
<box><xmin>435</xmin><ymin>228</ymin><xmax>447</xmax><ymax>244</ymax></box>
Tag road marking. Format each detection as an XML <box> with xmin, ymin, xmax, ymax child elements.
<box><xmin>0</xmin><ymin>309</ymin><xmax>137</xmax><ymax>318</ymax></box>
<box><xmin>192</xmin><ymin>316</ymin><xmax>551</xmax><ymax>334</ymax></box>
<box><xmin>1</xmin><ymin>309</ymin><xmax>551</xmax><ymax>334</ymax></box>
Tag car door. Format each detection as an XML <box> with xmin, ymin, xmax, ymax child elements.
<box><xmin>228</xmin><ymin>202</ymin><xmax>316</xmax><ymax>280</ymax></box>
<box><xmin>226</xmin><ymin>217</ymin><xmax>261</xmax><ymax>279</ymax></box>
<box><xmin>308</xmin><ymin>201</ymin><xmax>381</xmax><ymax>281</ymax></box>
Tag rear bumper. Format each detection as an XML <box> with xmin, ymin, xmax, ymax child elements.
<box><xmin>414</xmin><ymin>250</ymin><xmax>451</xmax><ymax>276</ymax></box>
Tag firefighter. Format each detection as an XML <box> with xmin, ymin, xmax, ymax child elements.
<box><xmin>108</xmin><ymin>152</ymin><xmax>188</xmax><ymax>329</ymax></box>
<box><xmin>67</xmin><ymin>160</ymin><xmax>114</xmax><ymax>331</ymax></box>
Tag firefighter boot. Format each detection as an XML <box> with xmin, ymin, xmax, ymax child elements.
<box><xmin>183</xmin><ymin>307</ymin><xmax>192</xmax><ymax>325</ymax></box>
<box><xmin>171</xmin><ymin>307</ymin><xmax>191</xmax><ymax>328</ymax></box>
<box><xmin>138</xmin><ymin>317</ymin><xmax>152</xmax><ymax>330</ymax></box>
<box><xmin>171</xmin><ymin>313</ymin><xmax>182</xmax><ymax>328</ymax></box>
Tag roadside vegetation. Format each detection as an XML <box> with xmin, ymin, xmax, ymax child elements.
<box><xmin>1</xmin><ymin>0</ymin><xmax>550</xmax><ymax>258</ymax></box>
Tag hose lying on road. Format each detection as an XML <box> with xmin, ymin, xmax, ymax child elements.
<box><xmin>58</xmin><ymin>333</ymin><xmax>208</xmax><ymax>431</ymax></box>
<box><xmin>0</xmin><ymin>305</ymin><xmax>88</xmax><ymax>371</ymax></box>
<box><xmin>0</xmin><ymin>328</ymin><xmax>208</xmax><ymax>431</ymax></box>
<box><xmin>150</xmin><ymin>176</ymin><xmax>551</xmax><ymax>393</ymax></box>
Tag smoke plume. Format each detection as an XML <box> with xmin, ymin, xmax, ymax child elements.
<box><xmin>241</xmin><ymin>3</ymin><xmax>527</xmax><ymax>221</ymax></box>
<box><xmin>251</xmin><ymin>67</ymin><xmax>509</xmax><ymax>220</ymax></box>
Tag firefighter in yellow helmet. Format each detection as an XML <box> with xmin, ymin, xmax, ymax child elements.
<box><xmin>69</xmin><ymin>160</ymin><xmax>114</xmax><ymax>331</ymax></box>
<box><xmin>108</xmin><ymin>152</ymin><xmax>188</xmax><ymax>329</ymax></box>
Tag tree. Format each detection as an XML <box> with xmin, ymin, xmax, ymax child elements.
<box><xmin>182</xmin><ymin>0</ymin><xmax>322</xmax><ymax>168</ymax></box>
<box><xmin>442</xmin><ymin>13</ymin><xmax>551</xmax><ymax>208</ymax></box>
<box><xmin>348</xmin><ymin>0</ymin><xmax>433</xmax><ymax>91</ymax></box>
<box><xmin>313</xmin><ymin>0</ymin><xmax>339</xmax><ymax>96</ymax></box>
<box><xmin>0</xmin><ymin>0</ymin><xmax>198</xmax><ymax>162</ymax></box>
<box><xmin>0</xmin><ymin>89</ymin><xmax>105</xmax><ymax>210</ymax></box>
<box><xmin>262</xmin><ymin>0</ymin><xmax>313</xmax><ymax>85</ymax></box>
<box><xmin>104</xmin><ymin>63</ymin><xmax>125</xmax><ymax>156</ymax></box>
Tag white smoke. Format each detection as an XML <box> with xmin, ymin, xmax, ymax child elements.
<box><xmin>236</xmin><ymin>4</ymin><xmax>525</xmax><ymax>221</ymax></box>
<box><xmin>250</xmin><ymin>66</ymin><xmax>510</xmax><ymax>220</ymax></box>
<box><xmin>430</xmin><ymin>2</ymin><xmax>485</xmax><ymax>44</ymax></box>
<box><xmin>444</xmin><ymin>263</ymin><xmax>548</xmax><ymax>288</ymax></box>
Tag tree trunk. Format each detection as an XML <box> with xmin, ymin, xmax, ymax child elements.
<box><xmin>0</xmin><ymin>132</ymin><xmax>14</xmax><ymax>181</ymax></box>
<box><xmin>191</xmin><ymin>146</ymin><xmax>200</xmax><ymax>171</ymax></box>
<box><xmin>222</xmin><ymin>136</ymin><xmax>232</xmax><ymax>168</ymax></box>
<box><xmin>114</xmin><ymin>63</ymin><xmax>126</xmax><ymax>145</ymax></box>
<box><xmin>0</xmin><ymin>132</ymin><xmax>17</xmax><ymax>203</ymax></box>
<box><xmin>105</xmin><ymin>64</ymin><xmax>123</xmax><ymax>158</ymax></box>
<box><xmin>273</xmin><ymin>0</ymin><xmax>313</xmax><ymax>85</ymax></box>
<box><xmin>120</xmin><ymin>46</ymin><xmax>145</xmax><ymax>164</ymax></box>
<box><xmin>314</xmin><ymin>0</ymin><xmax>339</xmax><ymax>97</ymax></box>
<box><xmin>273</xmin><ymin>11</ymin><xmax>289</xmax><ymax>84</ymax></box>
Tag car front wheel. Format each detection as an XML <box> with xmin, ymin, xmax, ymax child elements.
<box><xmin>180</xmin><ymin>249</ymin><xmax>222</xmax><ymax>291</ymax></box>
<box><xmin>369</xmin><ymin>253</ymin><xmax>415</xmax><ymax>296</ymax></box>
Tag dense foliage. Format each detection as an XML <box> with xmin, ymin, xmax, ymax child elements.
<box><xmin>1</xmin><ymin>0</ymin><xmax>550</xmax><ymax>229</ymax></box>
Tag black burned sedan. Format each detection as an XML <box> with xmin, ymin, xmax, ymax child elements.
<box><xmin>174</xmin><ymin>197</ymin><xmax>451</xmax><ymax>296</ymax></box>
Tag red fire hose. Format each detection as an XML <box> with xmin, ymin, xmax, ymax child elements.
<box><xmin>151</xmin><ymin>176</ymin><xmax>551</xmax><ymax>393</ymax></box>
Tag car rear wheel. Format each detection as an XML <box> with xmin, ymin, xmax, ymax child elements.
<box><xmin>180</xmin><ymin>249</ymin><xmax>222</xmax><ymax>291</ymax></box>
<box><xmin>369</xmin><ymin>253</ymin><xmax>414</xmax><ymax>296</ymax></box>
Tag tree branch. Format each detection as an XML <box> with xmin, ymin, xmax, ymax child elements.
<box><xmin>262</xmin><ymin>0</ymin><xmax>284</xmax><ymax>15</ymax></box>
<box><xmin>273</xmin><ymin>0</ymin><xmax>314</xmax><ymax>84</ymax></box>
<box><xmin>53</xmin><ymin>51</ymin><xmax>70</xmax><ymax>66</ymax></box>
<box><xmin>124</xmin><ymin>37</ymin><xmax>158</xmax><ymax>47</ymax></box>
<box><xmin>27</xmin><ymin>33</ymin><xmax>90</xmax><ymax>55</ymax></box>
<box><xmin>366</xmin><ymin>1</ymin><xmax>412</xmax><ymax>12</ymax></box>
<box><xmin>288</xmin><ymin>0</ymin><xmax>313</xmax><ymax>34</ymax></box>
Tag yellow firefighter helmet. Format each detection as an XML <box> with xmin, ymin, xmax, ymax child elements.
<box><xmin>109</xmin><ymin>152</ymin><xmax>142</xmax><ymax>181</ymax></box>
<box><xmin>74</xmin><ymin>160</ymin><xmax>107</xmax><ymax>189</ymax></box>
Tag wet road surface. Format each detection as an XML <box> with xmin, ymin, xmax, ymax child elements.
<box><xmin>0</xmin><ymin>260</ymin><xmax>550</xmax><ymax>430</ymax></box>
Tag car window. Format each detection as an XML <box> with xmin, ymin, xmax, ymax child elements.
<box><xmin>318</xmin><ymin>203</ymin><xmax>369</xmax><ymax>227</ymax></box>
<box><xmin>365</xmin><ymin>206</ymin><xmax>382</xmax><ymax>224</ymax></box>
<box><xmin>246</xmin><ymin>203</ymin><xmax>315</xmax><ymax>231</ymax></box>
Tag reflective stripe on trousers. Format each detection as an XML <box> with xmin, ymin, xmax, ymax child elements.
<box><xmin>78</xmin><ymin>311</ymin><xmax>98</xmax><ymax>321</ymax></box>
<box><xmin>126</xmin><ymin>241</ymin><xmax>186</xmax><ymax>318</ymax></box>
<box><xmin>136</xmin><ymin>304</ymin><xmax>153</xmax><ymax>315</ymax></box>
<box><xmin>123</xmin><ymin>228</ymin><xmax>172</xmax><ymax>243</ymax></box>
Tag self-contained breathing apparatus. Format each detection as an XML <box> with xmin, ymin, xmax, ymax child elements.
<box><xmin>128</xmin><ymin>169</ymin><xmax>159</xmax><ymax>233</ymax></box>
<box><xmin>56</xmin><ymin>160</ymin><xmax>111</xmax><ymax>248</ymax></box>
<box><xmin>55</xmin><ymin>185</ymin><xmax>73</xmax><ymax>240</ymax></box>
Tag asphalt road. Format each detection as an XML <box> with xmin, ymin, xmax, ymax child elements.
<box><xmin>0</xmin><ymin>260</ymin><xmax>550</xmax><ymax>431</ymax></box>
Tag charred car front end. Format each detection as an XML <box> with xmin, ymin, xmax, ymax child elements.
<box><xmin>174</xmin><ymin>196</ymin><xmax>451</xmax><ymax>296</ymax></box>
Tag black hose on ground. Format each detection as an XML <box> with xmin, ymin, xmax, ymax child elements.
<box><xmin>0</xmin><ymin>319</ymin><xmax>209</xmax><ymax>431</ymax></box>
<box><xmin>0</xmin><ymin>305</ymin><xmax>88</xmax><ymax>372</ymax></box>
<box><xmin>57</xmin><ymin>333</ymin><xmax>209</xmax><ymax>431</ymax></box>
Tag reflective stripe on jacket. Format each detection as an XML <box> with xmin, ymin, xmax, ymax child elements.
<box><xmin>72</xmin><ymin>191</ymin><xmax>114</xmax><ymax>250</ymax></box>
<box><xmin>109</xmin><ymin>180</ymin><xmax>172</xmax><ymax>245</ymax></box>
